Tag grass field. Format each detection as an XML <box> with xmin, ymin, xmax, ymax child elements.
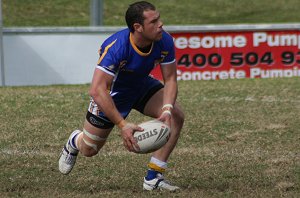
<box><xmin>1</xmin><ymin>0</ymin><xmax>300</xmax><ymax>197</ymax></box>
<box><xmin>1</xmin><ymin>78</ymin><xmax>300</xmax><ymax>197</ymax></box>
<box><xmin>2</xmin><ymin>0</ymin><xmax>300</xmax><ymax>26</ymax></box>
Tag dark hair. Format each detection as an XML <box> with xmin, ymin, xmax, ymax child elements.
<box><xmin>125</xmin><ymin>1</ymin><xmax>156</xmax><ymax>32</ymax></box>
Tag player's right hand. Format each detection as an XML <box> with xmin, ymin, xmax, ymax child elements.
<box><xmin>119</xmin><ymin>122</ymin><xmax>143</xmax><ymax>152</ymax></box>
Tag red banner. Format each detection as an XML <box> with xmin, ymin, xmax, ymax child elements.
<box><xmin>151</xmin><ymin>30</ymin><xmax>300</xmax><ymax>80</ymax></box>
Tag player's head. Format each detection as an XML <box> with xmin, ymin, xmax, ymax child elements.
<box><xmin>125</xmin><ymin>1</ymin><xmax>163</xmax><ymax>42</ymax></box>
<box><xmin>125</xmin><ymin>1</ymin><xmax>156</xmax><ymax>33</ymax></box>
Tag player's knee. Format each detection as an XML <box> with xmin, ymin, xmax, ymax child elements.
<box><xmin>80</xmin><ymin>129</ymin><xmax>107</xmax><ymax>157</ymax></box>
<box><xmin>172</xmin><ymin>106</ymin><xmax>185</xmax><ymax>127</ymax></box>
<box><xmin>80</xmin><ymin>141</ymin><xmax>106</xmax><ymax>157</ymax></box>
<box><xmin>81</xmin><ymin>146</ymin><xmax>102</xmax><ymax>157</ymax></box>
<box><xmin>169</xmin><ymin>106</ymin><xmax>184</xmax><ymax>141</ymax></box>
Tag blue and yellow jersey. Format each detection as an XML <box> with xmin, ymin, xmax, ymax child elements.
<box><xmin>96</xmin><ymin>28</ymin><xmax>175</xmax><ymax>90</ymax></box>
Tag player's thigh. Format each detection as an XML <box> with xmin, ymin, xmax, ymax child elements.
<box><xmin>143</xmin><ymin>88</ymin><xmax>164</xmax><ymax>118</ymax></box>
<box><xmin>143</xmin><ymin>88</ymin><xmax>184</xmax><ymax>122</ymax></box>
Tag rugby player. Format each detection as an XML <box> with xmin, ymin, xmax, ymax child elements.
<box><xmin>58</xmin><ymin>1</ymin><xmax>184</xmax><ymax>191</ymax></box>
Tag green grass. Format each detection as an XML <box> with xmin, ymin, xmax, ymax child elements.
<box><xmin>1</xmin><ymin>78</ymin><xmax>300</xmax><ymax>197</ymax></box>
<box><xmin>2</xmin><ymin>0</ymin><xmax>300</xmax><ymax>26</ymax></box>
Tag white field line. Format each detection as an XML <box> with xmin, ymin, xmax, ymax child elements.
<box><xmin>0</xmin><ymin>147</ymin><xmax>215</xmax><ymax>157</ymax></box>
<box><xmin>0</xmin><ymin>148</ymin><xmax>128</xmax><ymax>157</ymax></box>
<box><xmin>200</xmin><ymin>96</ymin><xmax>300</xmax><ymax>103</ymax></box>
<box><xmin>0</xmin><ymin>149</ymin><xmax>54</xmax><ymax>157</ymax></box>
<box><xmin>1</xmin><ymin>147</ymin><xmax>299</xmax><ymax>160</ymax></box>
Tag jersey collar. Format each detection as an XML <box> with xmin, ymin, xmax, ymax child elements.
<box><xmin>130</xmin><ymin>33</ymin><xmax>153</xmax><ymax>56</ymax></box>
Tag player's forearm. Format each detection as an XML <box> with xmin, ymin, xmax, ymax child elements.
<box><xmin>91</xmin><ymin>90</ymin><xmax>124</xmax><ymax>126</ymax></box>
<box><xmin>163</xmin><ymin>79</ymin><xmax>178</xmax><ymax>106</ymax></box>
<box><xmin>160</xmin><ymin>62</ymin><xmax>178</xmax><ymax>107</ymax></box>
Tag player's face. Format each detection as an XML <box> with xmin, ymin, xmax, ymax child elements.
<box><xmin>141</xmin><ymin>10</ymin><xmax>163</xmax><ymax>42</ymax></box>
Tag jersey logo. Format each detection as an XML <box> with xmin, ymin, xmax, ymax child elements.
<box><xmin>155</xmin><ymin>51</ymin><xmax>169</xmax><ymax>65</ymax></box>
<box><xmin>119</xmin><ymin>60</ymin><xmax>127</xmax><ymax>69</ymax></box>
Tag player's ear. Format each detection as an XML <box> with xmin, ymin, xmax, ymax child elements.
<box><xmin>133</xmin><ymin>23</ymin><xmax>143</xmax><ymax>33</ymax></box>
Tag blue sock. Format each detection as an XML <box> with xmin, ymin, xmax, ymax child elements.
<box><xmin>145</xmin><ymin>169</ymin><xmax>160</xmax><ymax>181</ymax></box>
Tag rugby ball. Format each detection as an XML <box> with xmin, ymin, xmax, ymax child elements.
<box><xmin>133</xmin><ymin>120</ymin><xmax>170</xmax><ymax>154</ymax></box>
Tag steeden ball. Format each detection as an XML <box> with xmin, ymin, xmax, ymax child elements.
<box><xmin>133</xmin><ymin>120</ymin><xmax>170</xmax><ymax>154</ymax></box>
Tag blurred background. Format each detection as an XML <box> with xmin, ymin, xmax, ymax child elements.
<box><xmin>2</xmin><ymin>0</ymin><xmax>300</xmax><ymax>27</ymax></box>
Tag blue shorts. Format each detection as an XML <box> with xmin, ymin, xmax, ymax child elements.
<box><xmin>86</xmin><ymin>76</ymin><xmax>164</xmax><ymax>129</ymax></box>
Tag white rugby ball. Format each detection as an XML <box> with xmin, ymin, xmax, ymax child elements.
<box><xmin>133</xmin><ymin>120</ymin><xmax>170</xmax><ymax>154</ymax></box>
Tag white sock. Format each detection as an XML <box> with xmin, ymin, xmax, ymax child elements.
<box><xmin>150</xmin><ymin>156</ymin><xmax>168</xmax><ymax>169</ymax></box>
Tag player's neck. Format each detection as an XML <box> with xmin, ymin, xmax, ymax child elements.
<box><xmin>131</xmin><ymin>32</ymin><xmax>153</xmax><ymax>49</ymax></box>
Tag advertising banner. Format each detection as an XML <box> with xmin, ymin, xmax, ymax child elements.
<box><xmin>151</xmin><ymin>30</ymin><xmax>300</xmax><ymax>80</ymax></box>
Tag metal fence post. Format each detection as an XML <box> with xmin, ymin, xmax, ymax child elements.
<box><xmin>90</xmin><ymin>0</ymin><xmax>103</xmax><ymax>26</ymax></box>
<box><xmin>0</xmin><ymin>0</ymin><xmax>5</xmax><ymax>86</ymax></box>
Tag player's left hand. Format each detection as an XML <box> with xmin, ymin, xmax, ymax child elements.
<box><xmin>157</xmin><ymin>110</ymin><xmax>172</xmax><ymax>129</ymax></box>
